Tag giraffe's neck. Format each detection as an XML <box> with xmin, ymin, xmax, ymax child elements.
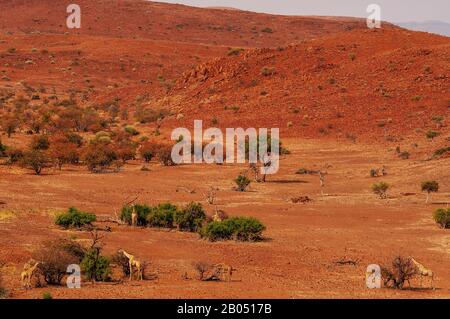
<box><xmin>123</xmin><ymin>251</ymin><xmax>132</xmax><ymax>259</ymax></box>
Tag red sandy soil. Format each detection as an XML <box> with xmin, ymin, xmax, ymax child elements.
<box><xmin>0</xmin><ymin>0</ymin><xmax>449</xmax><ymax>299</ymax></box>
<box><xmin>0</xmin><ymin>138</ymin><xmax>449</xmax><ymax>298</ymax></box>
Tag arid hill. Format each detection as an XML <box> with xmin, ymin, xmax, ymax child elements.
<box><xmin>162</xmin><ymin>28</ymin><xmax>449</xmax><ymax>142</ymax></box>
<box><xmin>0</xmin><ymin>0</ymin><xmax>372</xmax><ymax>47</ymax></box>
<box><xmin>0</xmin><ymin>0</ymin><xmax>381</xmax><ymax>108</ymax></box>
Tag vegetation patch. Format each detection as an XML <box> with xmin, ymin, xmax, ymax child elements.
<box><xmin>55</xmin><ymin>207</ymin><xmax>97</xmax><ymax>229</ymax></box>
<box><xmin>201</xmin><ymin>217</ymin><xmax>266</xmax><ymax>242</ymax></box>
<box><xmin>120</xmin><ymin>204</ymin><xmax>151</xmax><ymax>226</ymax></box>
<box><xmin>175</xmin><ymin>202</ymin><xmax>206</xmax><ymax>232</ymax></box>
<box><xmin>0</xmin><ymin>210</ymin><xmax>16</xmax><ymax>222</ymax></box>
<box><xmin>433</xmin><ymin>208</ymin><xmax>450</xmax><ymax>229</ymax></box>
<box><xmin>146</xmin><ymin>203</ymin><xmax>178</xmax><ymax>228</ymax></box>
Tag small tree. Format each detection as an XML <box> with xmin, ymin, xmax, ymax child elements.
<box><xmin>82</xmin><ymin>143</ymin><xmax>118</xmax><ymax>173</ymax></box>
<box><xmin>156</xmin><ymin>143</ymin><xmax>175</xmax><ymax>166</ymax></box>
<box><xmin>0</xmin><ymin>138</ymin><xmax>7</xmax><ymax>157</ymax></box>
<box><xmin>426</xmin><ymin>130</ymin><xmax>440</xmax><ymax>140</ymax></box>
<box><xmin>175</xmin><ymin>202</ymin><xmax>206</xmax><ymax>232</ymax></box>
<box><xmin>372</xmin><ymin>182</ymin><xmax>389</xmax><ymax>199</ymax></box>
<box><xmin>30</xmin><ymin>135</ymin><xmax>50</xmax><ymax>151</ymax></box>
<box><xmin>433</xmin><ymin>208</ymin><xmax>450</xmax><ymax>229</ymax></box>
<box><xmin>146</xmin><ymin>203</ymin><xmax>177</xmax><ymax>228</ymax></box>
<box><xmin>234</xmin><ymin>174</ymin><xmax>251</xmax><ymax>192</ymax></box>
<box><xmin>32</xmin><ymin>239</ymin><xmax>85</xmax><ymax>285</ymax></box>
<box><xmin>381</xmin><ymin>256</ymin><xmax>417</xmax><ymax>289</ymax></box>
<box><xmin>80</xmin><ymin>231</ymin><xmax>111</xmax><ymax>282</ymax></box>
<box><xmin>20</xmin><ymin>149</ymin><xmax>49</xmax><ymax>175</ymax></box>
<box><xmin>5</xmin><ymin>147</ymin><xmax>23</xmax><ymax>164</ymax></box>
<box><xmin>1</xmin><ymin>116</ymin><xmax>19</xmax><ymax>138</ymax></box>
<box><xmin>421</xmin><ymin>181</ymin><xmax>439</xmax><ymax>204</ymax></box>
<box><xmin>55</xmin><ymin>207</ymin><xmax>97</xmax><ymax>229</ymax></box>
<box><xmin>140</xmin><ymin>141</ymin><xmax>159</xmax><ymax>162</ymax></box>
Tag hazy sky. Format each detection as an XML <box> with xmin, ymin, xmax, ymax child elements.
<box><xmin>155</xmin><ymin>0</ymin><xmax>450</xmax><ymax>23</ymax></box>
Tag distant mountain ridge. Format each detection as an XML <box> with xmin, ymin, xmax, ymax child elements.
<box><xmin>397</xmin><ymin>21</ymin><xmax>450</xmax><ymax>36</ymax></box>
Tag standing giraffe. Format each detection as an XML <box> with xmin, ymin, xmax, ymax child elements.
<box><xmin>410</xmin><ymin>257</ymin><xmax>434</xmax><ymax>289</ymax></box>
<box><xmin>318</xmin><ymin>171</ymin><xmax>325</xmax><ymax>196</ymax></box>
<box><xmin>21</xmin><ymin>260</ymin><xmax>40</xmax><ymax>289</ymax></box>
<box><xmin>131</xmin><ymin>206</ymin><xmax>138</xmax><ymax>227</ymax></box>
<box><xmin>118</xmin><ymin>249</ymin><xmax>142</xmax><ymax>281</ymax></box>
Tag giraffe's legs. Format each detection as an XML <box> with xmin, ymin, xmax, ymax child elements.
<box><xmin>129</xmin><ymin>261</ymin><xmax>133</xmax><ymax>281</ymax></box>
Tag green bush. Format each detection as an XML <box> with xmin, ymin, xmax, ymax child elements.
<box><xmin>120</xmin><ymin>204</ymin><xmax>151</xmax><ymax>226</ymax></box>
<box><xmin>124</xmin><ymin>125</ymin><xmax>139</xmax><ymax>136</ymax></box>
<box><xmin>80</xmin><ymin>249</ymin><xmax>111</xmax><ymax>282</ymax></box>
<box><xmin>146</xmin><ymin>203</ymin><xmax>177</xmax><ymax>228</ymax></box>
<box><xmin>55</xmin><ymin>207</ymin><xmax>96</xmax><ymax>229</ymax></box>
<box><xmin>433</xmin><ymin>208</ymin><xmax>450</xmax><ymax>229</ymax></box>
<box><xmin>42</xmin><ymin>292</ymin><xmax>53</xmax><ymax>300</ymax></box>
<box><xmin>230</xmin><ymin>217</ymin><xmax>266</xmax><ymax>241</ymax></box>
<box><xmin>200</xmin><ymin>221</ymin><xmax>233</xmax><ymax>241</ymax></box>
<box><xmin>201</xmin><ymin>217</ymin><xmax>266</xmax><ymax>242</ymax></box>
<box><xmin>175</xmin><ymin>202</ymin><xmax>206</xmax><ymax>232</ymax></box>
<box><xmin>421</xmin><ymin>181</ymin><xmax>439</xmax><ymax>193</ymax></box>
<box><xmin>20</xmin><ymin>149</ymin><xmax>50</xmax><ymax>175</ymax></box>
<box><xmin>399</xmin><ymin>151</ymin><xmax>410</xmax><ymax>160</ymax></box>
<box><xmin>426</xmin><ymin>130</ymin><xmax>440</xmax><ymax>140</ymax></box>
<box><xmin>30</xmin><ymin>135</ymin><xmax>50</xmax><ymax>150</ymax></box>
<box><xmin>0</xmin><ymin>139</ymin><xmax>7</xmax><ymax>157</ymax></box>
<box><xmin>5</xmin><ymin>147</ymin><xmax>23</xmax><ymax>163</ymax></box>
<box><xmin>371</xmin><ymin>182</ymin><xmax>389</xmax><ymax>199</ymax></box>
<box><xmin>234</xmin><ymin>174</ymin><xmax>251</xmax><ymax>192</ymax></box>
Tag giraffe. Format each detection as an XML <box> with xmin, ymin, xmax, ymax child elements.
<box><xmin>318</xmin><ymin>171</ymin><xmax>325</xmax><ymax>196</ymax></box>
<box><xmin>21</xmin><ymin>259</ymin><xmax>40</xmax><ymax>289</ymax></box>
<box><xmin>118</xmin><ymin>249</ymin><xmax>142</xmax><ymax>281</ymax></box>
<box><xmin>212</xmin><ymin>263</ymin><xmax>233</xmax><ymax>282</ymax></box>
<box><xmin>131</xmin><ymin>206</ymin><xmax>138</xmax><ymax>227</ymax></box>
<box><xmin>212</xmin><ymin>208</ymin><xmax>227</xmax><ymax>222</ymax></box>
<box><xmin>410</xmin><ymin>257</ymin><xmax>434</xmax><ymax>289</ymax></box>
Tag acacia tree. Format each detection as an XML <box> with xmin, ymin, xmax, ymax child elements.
<box><xmin>421</xmin><ymin>181</ymin><xmax>439</xmax><ymax>204</ymax></box>
<box><xmin>20</xmin><ymin>149</ymin><xmax>50</xmax><ymax>175</ymax></box>
<box><xmin>82</xmin><ymin>143</ymin><xmax>118</xmax><ymax>173</ymax></box>
<box><xmin>372</xmin><ymin>182</ymin><xmax>389</xmax><ymax>199</ymax></box>
<box><xmin>1</xmin><ymin>115</ymin><xmax>19</xmax><ymax>138</ymax></box>
<box><xmin>47</xmin><ymin>138</ymin><xmax>79</xmax><ymax>170</ymax></box>
<box><xmin>112</xmin><ymin>131</ymin><xmax>137</xmax><ymax>163</ymax></box>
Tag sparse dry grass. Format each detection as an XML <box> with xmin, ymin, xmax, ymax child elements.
<box><xmin>0</xmin><ymin>210</ymin><xmax>16</xmax><ymax>222</ymax></box>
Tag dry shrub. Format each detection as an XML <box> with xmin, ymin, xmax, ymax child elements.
<box><xmin>111</xmin><ymin>252</ymin><xmax>130</xmax><ymax>276</ymax></box>
<box><xmin>193</xmin><ymin>261</ymin><xmax>212</xmax><ymax>281</ymax></box>
<box><xmin>381</xmin><ymin>256</ymin><xmax>417</xmax><ymax>289</ymax></box>
<box><xmin>32</xmin><ymin>239</ymin><xmax>85</xmax><ymax>285</ymax></box>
